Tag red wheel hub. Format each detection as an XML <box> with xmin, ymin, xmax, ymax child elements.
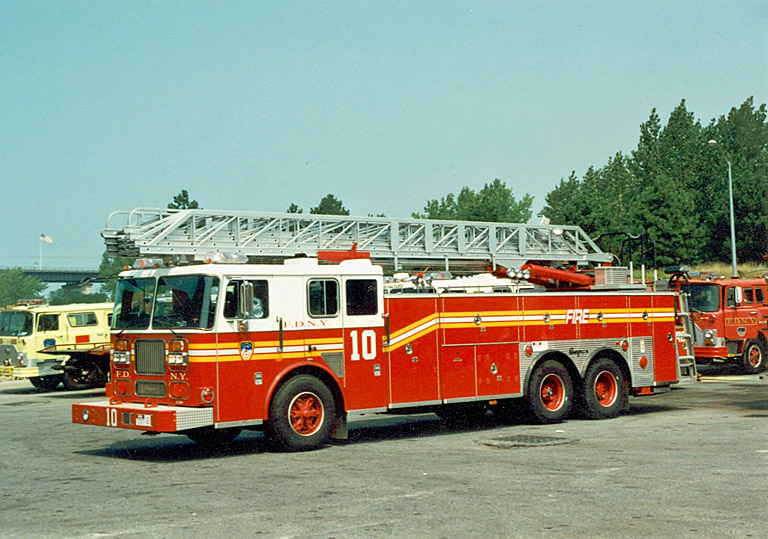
<box><xmin>539</xmin><ymin>374</ymin><xmax>565</xmax><ymax>411</ymax></box>
<box><xmin>594</xmin><ymin>371</ymin><xmax>618</xmax><ymax>407</ymax></box>
<box><xmin>289</xmin><ymin>392</ymin><xmax>324</xmax><ymax>436</ymax></box>
<box><xmin>748</xmin><ymin>346</ymin><xmax>761</xmax><ymax>368</ymax></box>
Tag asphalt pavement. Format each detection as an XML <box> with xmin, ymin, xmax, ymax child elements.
<box><xmin>0</xmin><ymin>370</ymin><xmax>766</xmax><ymax>538</ymax></box>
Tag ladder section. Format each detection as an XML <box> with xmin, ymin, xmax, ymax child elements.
<box><xmin>674</xmin><ymin>291</ymin><xmax>698</xmax><ymax>382</ymax></box>
<box><xmin>103</xmin><ymin>208</ymin><xmax>611</xmax><ymax>270</ymax></box>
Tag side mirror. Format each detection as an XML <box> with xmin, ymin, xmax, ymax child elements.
<box><xmin>238</xmin><ymin>281</ymin><xmax>254</xmax><ymax>318</ymax></box>
<box><xmin>734</xmin><ymin>286</ymin><xmax>743</xmax><ymax>306</ymax></box>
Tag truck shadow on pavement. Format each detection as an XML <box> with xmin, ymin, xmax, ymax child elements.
<box><xmin>74</xmin><ymin>401</ymin><xmax>686</xmax><ymax>463</ymax></box>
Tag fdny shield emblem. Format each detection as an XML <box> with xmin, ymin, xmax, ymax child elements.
<box><xmin>240</xmin><ymin>341</ymin><xmax>254</xmax><ymax>360</ymax></box>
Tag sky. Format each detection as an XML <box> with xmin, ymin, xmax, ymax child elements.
<box><xmin>1</xmin><ymin>0</ymin><xmax>767</xmax><ymax>271</ymax></box>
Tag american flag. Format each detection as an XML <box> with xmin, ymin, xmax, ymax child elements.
<box><xmin>40</xmin><ymin>234</ymin><xmax>53</xmax><ymax>243</ymax></box>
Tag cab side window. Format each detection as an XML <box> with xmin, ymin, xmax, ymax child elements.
<box><xmin>744</xmin><ymin>288</ymin><xmax>754</xmax><ymax>303</ymax></box>
<box><xmin>756</xmin><ymin>288</ymin><xmax>765</xmax><ymax>303</ymax></box>
<box><xmin>67</xmin><ymin>312</ymin><xmax>98</xmax><ymax>327</ymax></box>
<box><xmin>37</xmin><ymin>314</ymin><xmax>59</xmax><ymax>332</ymax></box>
<box><xmin>308</xmin><ymin>279</ymin><xmax>339</xmax><ymax>317</ymax></box>
<box><xmin>346</xmin><ymin>279</ymin><xmax>378</xmax><ymax>315</ymax></box>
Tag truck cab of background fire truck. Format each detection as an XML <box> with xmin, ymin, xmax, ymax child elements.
<box><xmin>665</xmin><ymin>266</ymin><xmax>768</xmax><ymax>374</ymax></box>
<box><xmin>0</xmin><ymin>300</ymin><xmax>113</xmax><ymax>390</ymax></box>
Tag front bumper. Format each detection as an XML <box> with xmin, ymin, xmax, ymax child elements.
<box><xmin>0</xmin><ymin>366</ymin><xmax>41</xmax><ymax>379</ymax></box>
<box><xmin>72</xmin><ymin>400</ymin><xmax>214</xmax><ymax>433</ymax></box>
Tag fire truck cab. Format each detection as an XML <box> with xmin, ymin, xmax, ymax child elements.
<box><xmin>667</xmin><ymin>268</ymin><xmax>768</xmax><ymax>374</ymax></box>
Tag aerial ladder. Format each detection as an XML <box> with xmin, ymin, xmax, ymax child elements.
<box><xmin>103</xmin><ymin>207</ymin><xmax>612</xmax><ymax>272</ymax></box>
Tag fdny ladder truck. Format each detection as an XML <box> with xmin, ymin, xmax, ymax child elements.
<box><xmin>72</xmin><ymin>208</ymin><xmax>695</xmax><ymax>451</ymax></box>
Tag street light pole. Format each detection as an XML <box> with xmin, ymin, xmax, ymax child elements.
<box><xmin>708</xmin><ymin>139</ymin><xmax>738</xmax><ymax>278</ymax></box>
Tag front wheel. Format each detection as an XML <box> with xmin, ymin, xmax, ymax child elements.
<box><xmin>526</xmin><ymin>360</ymin><xmax>573</xmax><ymax>424</ymax></box>
<box><xmin>580</xmin><ymin>357</ymin><xmax>627</xmax><ymax>419</ymax></box>
<box><xmin>741</xmin><ymin>340</ymin><xmax>767</xmax><ymax>374</ymax></box>
<box><xmin>265</xmin><ymin>375</ymin><xmax>336</xmax><ymax>452</ymax></box>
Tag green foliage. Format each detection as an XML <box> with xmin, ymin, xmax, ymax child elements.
<box><xmin>98</xmin><ymin>252</ymin><xmax>134</xmax><ymax>301</ymax></box>
<box><xmin>414</xmin><ymin>179</ymin><xmax>533</xmax><ymax>223</ymax></box>
<box><xmin>0</xmin><ymin>269</ymin><xmax>46</xmax><ymax>307</ymax></box>
<box><xmin>286</xmin><ymin>203</ymin><xmax>303</xmax><ymax>213</ymax></box>
<box><xmin>48</xmin><ymin>285</ymin><xmax>108</xmax><ymax>305</ymax></box>
<box><xmin>310</xmin><ymin>194</ymin><xmax>349</xmax><ymax>215</ymax></box>
<box><xmin>543</xmin><ymin>97</ymin><xmax>768</xmax><ymax>267</ymax></box>
<box><xmin>168</xmin><ymin>189</ymin><xmax>200</xmax><ymax>210</ymax></box>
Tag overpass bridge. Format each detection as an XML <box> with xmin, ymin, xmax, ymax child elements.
<box><xmin>7</xmin><ymin>268</ymin><xmax>103</xmax><ymax>285</ymax></box>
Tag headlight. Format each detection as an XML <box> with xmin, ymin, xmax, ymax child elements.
<box><xmin>168</xmin><ymin>338</ymin><xmax>189</xmax><ymax>369</ymax></box>
<box><xmin>16</xmin><ymin>352</ymin><xmax>27</xmax><ymax>367</ymax></box>
<box><xmin>113</xmin><ymin>338</ymin><xmax>131</xmax><ymax>365</ymax></box>
<box><xmin>113</xmin><ymin>351</ymin><xmax>131</xmax><ymax>365</ymax></box>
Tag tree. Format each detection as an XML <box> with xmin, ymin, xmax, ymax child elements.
<box><xmin>415</xmin><ymin>179</ymin><xmax>533</xmax><ymax>222</ymax></box>
<box><xmin>48</xmin><ymin>284</ymin><xmax>108</xmax><ymax>305</ymax></box>
<box><xmin>310</xmin><ymin>194</ymin><xmax>349</xmax><ymax>215</ymax></box>
<box><xmin>286</xmin><ymin>203</ymin><xmax>303</xmax><ymax>214</ymax></box>
<box><xmin>168</xmin><ymin>190</ymin><xmax>200</xmax><ymax>210</ymax></box>
<box><xmin>702</xmin><ymin>98</ymin><xmax>768</xmax><ymax>263</ymax></box>
<box><xmin>632</xmin><ymin>172</ymin><xmax>703</xmax><ymax>266</ymax></box>
<box><xmin>98</xmin><ymin>252</ymin><xmax>134</xmax><ymax>300</ymax></box>
<box><xmin>0</xmin><ymin>269</ymin><xmax>46</xmax><ymax>307</ymax></box>
<box><xmin>543</xmin><ymin>98</ymin><xmax>768</xmax><ymax>266</ymax></box>
<box><xmin>541</xmin><ymin>172</ymin><xmax>583</xmax><ymax>225</ymax></box>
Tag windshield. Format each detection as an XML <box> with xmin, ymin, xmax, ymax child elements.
<box><xmin>153</xmin><ymin>275</ymin><xmax>219</xmax><ymax>329</ymax></box>
<box><xmin>0</xmin><ymin>311</ymin><xmax>34</xmax><ymax>336</ymax></box>
<box><xmin>113</xmin><ymin>275</ymin><xmax>219</xmax><ymax>330</ymax></box>
<box><xmin>684</xmin><ymin>284</ymin><xmax>720</xmax><ymax>312</ymax></box>
<box><xmin>114</xmin><ymin>277</ymin><xmax>155</xmax><ymax>329</ymax></box>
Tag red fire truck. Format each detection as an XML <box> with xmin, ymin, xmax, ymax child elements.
<box><xmin>666</xmin><ymin>267</ymin><xmax>768</xmax><ymax>374</ymax></box>
<box><xmin>72</xmin><ymin>209</ymin><xmax>694</xmax><ymax>451</ymax></box>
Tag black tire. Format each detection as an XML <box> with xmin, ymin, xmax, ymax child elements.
<box><xmin>526</xmin><ymin>359</ymin><xmax>573</xmax><ymax>424</ymax></box>
<box><xmin>580</xmin><ymin>357</ymin><xmax>627</xmax><ymax>420</ymax></box>
<box><xmin>186</xmin><ymin>427</ymin><xmax>242</xmax><ymax>445</ymax></box>
<box><xmin>29</xmin><ymin>375</ymin><xmax>62</xmax><ymax>391</ymax></box>
<box><xmin>265</xmin><ymin>375</ymin><xmax>336</xmax><ymax>452</ymax></box>
<box><xmin>61</xmin><ymin>364</ymin><xmax>106</xmax><ymax>391</ymax></box>
<box><xmin>741</xmin><ymin>340</ymin><xmax>767</xmax><ymax>374</ymax></box>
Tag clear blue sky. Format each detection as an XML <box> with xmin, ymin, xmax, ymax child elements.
<box><xmin>1</xmin><ymin>1</ymin><xmax>766</xmax><ymax>270</ymax></box>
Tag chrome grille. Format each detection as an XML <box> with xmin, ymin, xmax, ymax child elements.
<box><xmin>135</xmin><ymin>339</ymin><xmax>166</xmax><ymax>375</ymax></box>
<box><xmin>135</xmin><ymin>380</ymin><xmax>166</xmax><ymax>398</ymax></box>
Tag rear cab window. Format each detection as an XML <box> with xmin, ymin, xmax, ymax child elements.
<box><xmin>308</xmin><ymin>279</ymin><xmax>339</xmax><ymax>318</ymax></box>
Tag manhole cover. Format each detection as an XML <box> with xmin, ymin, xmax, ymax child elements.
<box><xmin>477</xmin><ymin>434</ymin><xmax>578</xmax><ymax>449</ymax></box>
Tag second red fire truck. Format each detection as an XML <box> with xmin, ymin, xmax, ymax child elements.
<box><xmin>72</xmin><ymin>209</ymin><xmax>694</xmax><ymax>451</ymax></box>
<box><xmin>666</xmin><ymin>267</ymin><xmax>768</xmax><ymax>374</ymax></box>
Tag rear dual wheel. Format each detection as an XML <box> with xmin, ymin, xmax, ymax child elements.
<box><xmin>62</xmin><ymin>365</ymin><xmax>107</xmax><ymax>391</ymax></box>
<box><xmin>526</xmin><ymin>360</ymin><xmax>573</xmax><ymax>424</ymax></box>
<box><xmin>29</xmin><ymin>375</ymin><xmax>62</xmax><ymax>391</ymax></box>
<box><xmin>580</xmin><ymin>357</ymin><xmax>627</xmax><ymax>419</ymax></box>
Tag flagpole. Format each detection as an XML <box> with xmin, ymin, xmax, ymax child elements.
<box><xmin>39</xmin><ymin>239</ymin><xmax>42</xmax><ymax>269</ymax></box>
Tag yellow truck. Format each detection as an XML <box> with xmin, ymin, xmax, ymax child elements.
<box><xmin>0</xmin><ymin>301</ymin><xmax>112</xmax><ymax>390</ymax></box>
